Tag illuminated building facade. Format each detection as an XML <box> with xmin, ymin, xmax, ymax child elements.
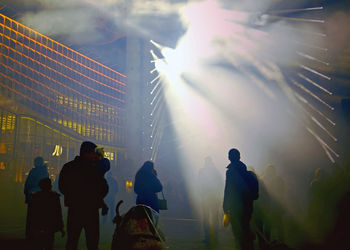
<box><xmin>0</xmin><ymin>13</ymin><xmax>126</xmax><ymax>182</ymax></box>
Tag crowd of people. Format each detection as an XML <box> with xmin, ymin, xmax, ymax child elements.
<box><xmin>23</xmin><ymin>141</ymin><xmax>350</xmax><ymax>250</ymax></box>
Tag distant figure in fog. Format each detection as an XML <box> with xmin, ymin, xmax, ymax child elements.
<box><xmin>223</xmin><ymin>148</ymin><xmax>259</xmax><ymax>250</ymax></box>
<box><xmin>24</xmin><ymin>156</ymin><xmax>49</xmax><ymax>239</ymax></box>
<box><xmin>30</xmin><ymin>178</ymin><xmax>65</xmax><ymax>250</ymax></box>
<box><xmin>198</xmin><ymin>156</ymin><xmax>223</xmax><ymax>244</ymax></box>
<box><xmin>134</xmin><ymin>161</ymin><xmax>163</xmax><ymax>212</ymax></box>
<box><xmin>255</xmin><ymin>164</ymin><xmax>285</xmax><ymax>247</ymax></box>
<box><xmin>59</xmin><ymin>141</ymin><xmax>108</xmax><ymax>250</ymax></box>
<box><xmin>95</xmin><ymin>147</ymin><xmax>111</xmax><ymax>216</ymax></box>
<box><xmin>103</xmin><ymin>171</ymin><xmax>118</xmax><ymax>224</ymax></box>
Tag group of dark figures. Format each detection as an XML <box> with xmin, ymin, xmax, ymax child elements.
<box><xmin>199</xmin><ymin>154</ymin><xmax>350</xmax><ymax>250</ymax></box>
<box><xmin>23</xmin><ymin>141</ymin><xmax>350</xmax><ymax>250</ymax></box>
<box><xmin>24</xmin><ymin>141</ymin><xmax>164</xmax><ymax>250</ymax></box>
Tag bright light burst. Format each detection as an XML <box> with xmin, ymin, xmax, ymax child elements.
<box><xmin>149</xmin><ymin>0</ymin><xmax>338</xmax><ymax>185</ymax></box>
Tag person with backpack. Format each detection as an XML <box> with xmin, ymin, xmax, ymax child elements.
<box><xmin>223</xmin><ymin>148</ymin><xmax>259</xmax><ymax>250</ymax></box>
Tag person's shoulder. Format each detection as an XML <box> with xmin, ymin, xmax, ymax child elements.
<box><xmin>32</xmin><ymin>191</ymin><xmax>40</xmax><ymax>198</ymax></box>
<box><xmin>32</xmin><ymin>190</ymin><xmax>46</xmax><ymax>200</ymax></box>
<box><xmin>50</xmin><ymin>190</ymin><xmax>61</xmax><ymax>198</ymax></box>
<box><xmin>238</xmin><ymin>161</ymin><xmax>247</xmax><ymax>169</ymax></box>
<box><xmin>27</xmin><ymin>167</ymin><xmax>35</xmax><ymax>176</ymax></box>
<box><xmin>226</xmin><ymin>165</ymin><xmax>234</xmax><ymax>175</ymax></box>
<box><xmin>62</xmin><ymin>157</ymin><xmax>80</xmax><ymax>168</ymax></box>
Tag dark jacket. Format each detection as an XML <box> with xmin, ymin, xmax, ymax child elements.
<box><xmin>134</xmin><ymin>170</ymin><xmax>163</xmax><ymax>212</ymax></box>
<box><xmin>223</xmin><ymin>161</ymin><xmax>258</xmax><ymax>214</ymax></box>
<box><xmin>30</xmin><ymin>190</ymin><xmax>63</xmax><ymax>233</ymax></box>
<box><xmin>24</xmin><ymin>165</ymin><xmax>49</xmax><ymax>204</ymax></box>
<box><xmin>58</xmin><ymin>156</ymin><xmax>108</xmax><ymax>209</ymax></box>
<box><xmin>97</xmin><ymin>158</ymin><xmax>111</xmax><ymax>177</ymax></box>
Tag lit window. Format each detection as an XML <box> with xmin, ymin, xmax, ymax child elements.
<box><xmin>125</xmin><ymin>181</ymin><xmax>133</xmax><ymax>193</ymax></box>
<box><xmin>52</xmin><ymin>145</ymin><xmax>63</xmax><ymax>156</ymax></box>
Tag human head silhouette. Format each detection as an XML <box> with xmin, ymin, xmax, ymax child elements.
<box><xmin>204</xmin><ymin>156</ymin><xmax>214</xmax><ymax>168</ymax></box>
<box><xmin>39</xmin><ymin>178</ymin><xmax>52</xmax><ymax>191</ymax></box>
<box><xmin>140</xmin><ymin>161</ymin><xmax>154</xmax><ymax>173</ymax></box>
<box><xmin>34</xmin><ymin>156</ymin><xmax>44</xmax><ymax>167</ymax></box>
<box><xmin>228</xmin><ymin>148</ymin><xmax>240</xmax><ymax>163</ymax></box>
<box><xmin>80</xmin><ymin>141</ymin><xmax>97</xmax><ymax>160</ymax></box>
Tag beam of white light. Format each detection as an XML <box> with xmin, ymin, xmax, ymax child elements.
<box><xmin>150</xmin><ymin>114</ymin><xmax>160</xmax><ymax>138</ymax></box>
<box><xmin>150</xmin><ymin>85</ymin><xmax>162</xmax><ymax>105</ymax></box>
<box><xmin>296</xmin><ymin>41</ymin><xmax>328</xmax><ymax>51</ymax></box>
<box><xmin>300</xmin><ymin>64</ymin><xmax>331</xmax><ymax>80</ymax></box>
<box><xmin>311</xmin><ymin>116</ymin><xmax>338</xmax><ymax>142</ymax></box>
<box><xmin>283</xmin><ymin>26</ymin><xmax>327</xmax><ymax>38</ymax></box>
<box><xmin>151</xmin><ymin>134</ymin><xmax>163</xmax><ymax>161</ymax></box>
<box><xmin>151</xmin><ymin>95</ymin><xmax>163</xmax><ymax>117</ymax></box>
<box><xmin>296</xmin><ymin>51</ymin><xmax>330</xmax><ymax>66</ymax></box>
<box><xmin>150</xmin><ymin>74</ymin><xmax>160</xmax><ymax>84</ymax></box>
<box><xmin>267</xmin><ymin>7</ymin><xmax>324</xmax><ymax>14</ymax></box>
<box><xmin>150</xmin><ymin>78</ymin><xmax>162</xmax><ymax>95</ymax></box>
<box><xmin>294</xmin><ymin>93</ymin><xmax>336</xmax><ymax>126</ymax></box>
<box><xmin>150</xmin><ymin>68</ymin><xmax>157</xmax><ymax>74</ymax></box>
<box><xmin>307</xmin><ymin>127</ymin><xmax>339</xmax><ymax>161</ymax></box>
<box><xmin>297</xmin><ymin>73</ymin><xmax>332</xmax><ymax>95</ymax></box>
<box><xmin>291</xmin><ymin>79</ymin><xmax>334</xmax><ymax>110</ymax></box>
<box><xmin>150</xmin><ymin>49</ymin><xmax>159</xmax><ymax>60</ymax></box>
<box><xmin>150</xmin><ymin>104</ymin><xmax>164</xmax><ymax>137</ymax></box>
<box><xmin>150</xmin><ymin>39</ymin><xmax>163</xmax><ymax>51</ymax></box>
<box><xmin>266</xmin><ymin>15</ymin><xmax>325</xmax><ymax>23</ymax></box>
<box><xmin>151</xmin><ymin>127</ymin><xmax>164</xmax><ymax>161</ymax></box>
<box><xmin>150</xmin><ymin>96</ymin><xmax>164</xmax><ymax>122</ymax></box>
<box><xmin>150</xmin><ymin>0</ymin><xmax>338</xmax><ymax>219</ymax></box>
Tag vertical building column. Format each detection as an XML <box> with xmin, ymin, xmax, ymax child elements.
<box><xmin>126</xmin><ymin>36</ymin><xmax>143</xmax><ymax>165</ymax></box>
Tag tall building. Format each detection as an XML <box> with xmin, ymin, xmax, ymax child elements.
<box><xmin>0</xmin><ymin>13</ymin><xmax>126</xmax><ymax>182</ymax></box>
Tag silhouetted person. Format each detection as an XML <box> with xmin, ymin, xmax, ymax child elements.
<box><xmin>198</xmin><ymin>156</ymin><xmax>223</xmax><ymax>244</ymax></box>
<box><xmin>254</xmin><ymin>164</ymin><xmax>285</xmax><ymax>249</ymax></box>
<box><xmin>30</xmin><ymin>178</ymin><xmax>65</xmax><ymax>250</ymax></box>
<box><xmin>223</xmin><ymin>148</ymin><xmax>259</xmax><ymax>250</ymax></box>
<box><xmin>59</xmin><ymin>141</ymin><xmax>108</xmax><ymax>250</ymax></box>
<box><xmin>24</xmin><ymin>156</ymin><xmax>49</xmax><ymax>239</ymax></box>
<box><xmin>103</xmin><ymin>171</ymin><xmax>118</xmax><ymax>224</ymax></box>
<box><xmin>95</xmin><ymin>147</ymin><xmax>111</xmax><ymax>216</ymax></box>
<box><xmin>134</xmin><ymin>161</ymin><xmax>163</xmax><ymax>212</ymax></box>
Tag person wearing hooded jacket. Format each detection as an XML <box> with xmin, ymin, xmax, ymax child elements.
<box><xmin>24</xmin><ymin>156</ymin><xmax>49</xmax><ymax>239</ymax></box>
<box><xmin>134</xmin><ymin>161</ymin><xmax>163</xmax><ymax>212</ymax></box>
<box><xmin>223</xmin><ymin>148</ymin><xmax>259</xmax><ymax>250</ymax></box>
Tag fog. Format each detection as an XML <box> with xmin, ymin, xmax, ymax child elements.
<box><xmin>1</xmin><ymin>0</ymin><xmax>350</xmax><ymax>248</ymax></box>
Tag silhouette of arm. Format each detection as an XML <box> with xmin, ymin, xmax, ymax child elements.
<box><xmin>58</xmin><ymin>165</ymin><xmax>67</xmax><ymax>195</ymax></box>
<box><xmin>152</xmin><ymin>175</ymin><xmax>163</xmax><ymax>193</ymax></box>
<box><xmin>24</xmin><ymin>170</ymin><xmax>33</xmax><ymax>195</ymax></box>
<box><xmin>55</xmin><ymin>194</ymin><xmax>64</xmax><ymax>232</ymax></box>
<box><xmin>100</xmin><ymin>177</ymin><xmax>109</xmax><ymax>199</ymax></box>
<box><xmin>223</xmin><ymin>170</ymin><xmax>232</xmax><ymax>213</ymax></box>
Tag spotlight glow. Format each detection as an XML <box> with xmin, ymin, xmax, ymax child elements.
<box><xmin>151</xmin><ymin>0</ymin><xmax>338</xmax><ymax>223</ymax></box>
